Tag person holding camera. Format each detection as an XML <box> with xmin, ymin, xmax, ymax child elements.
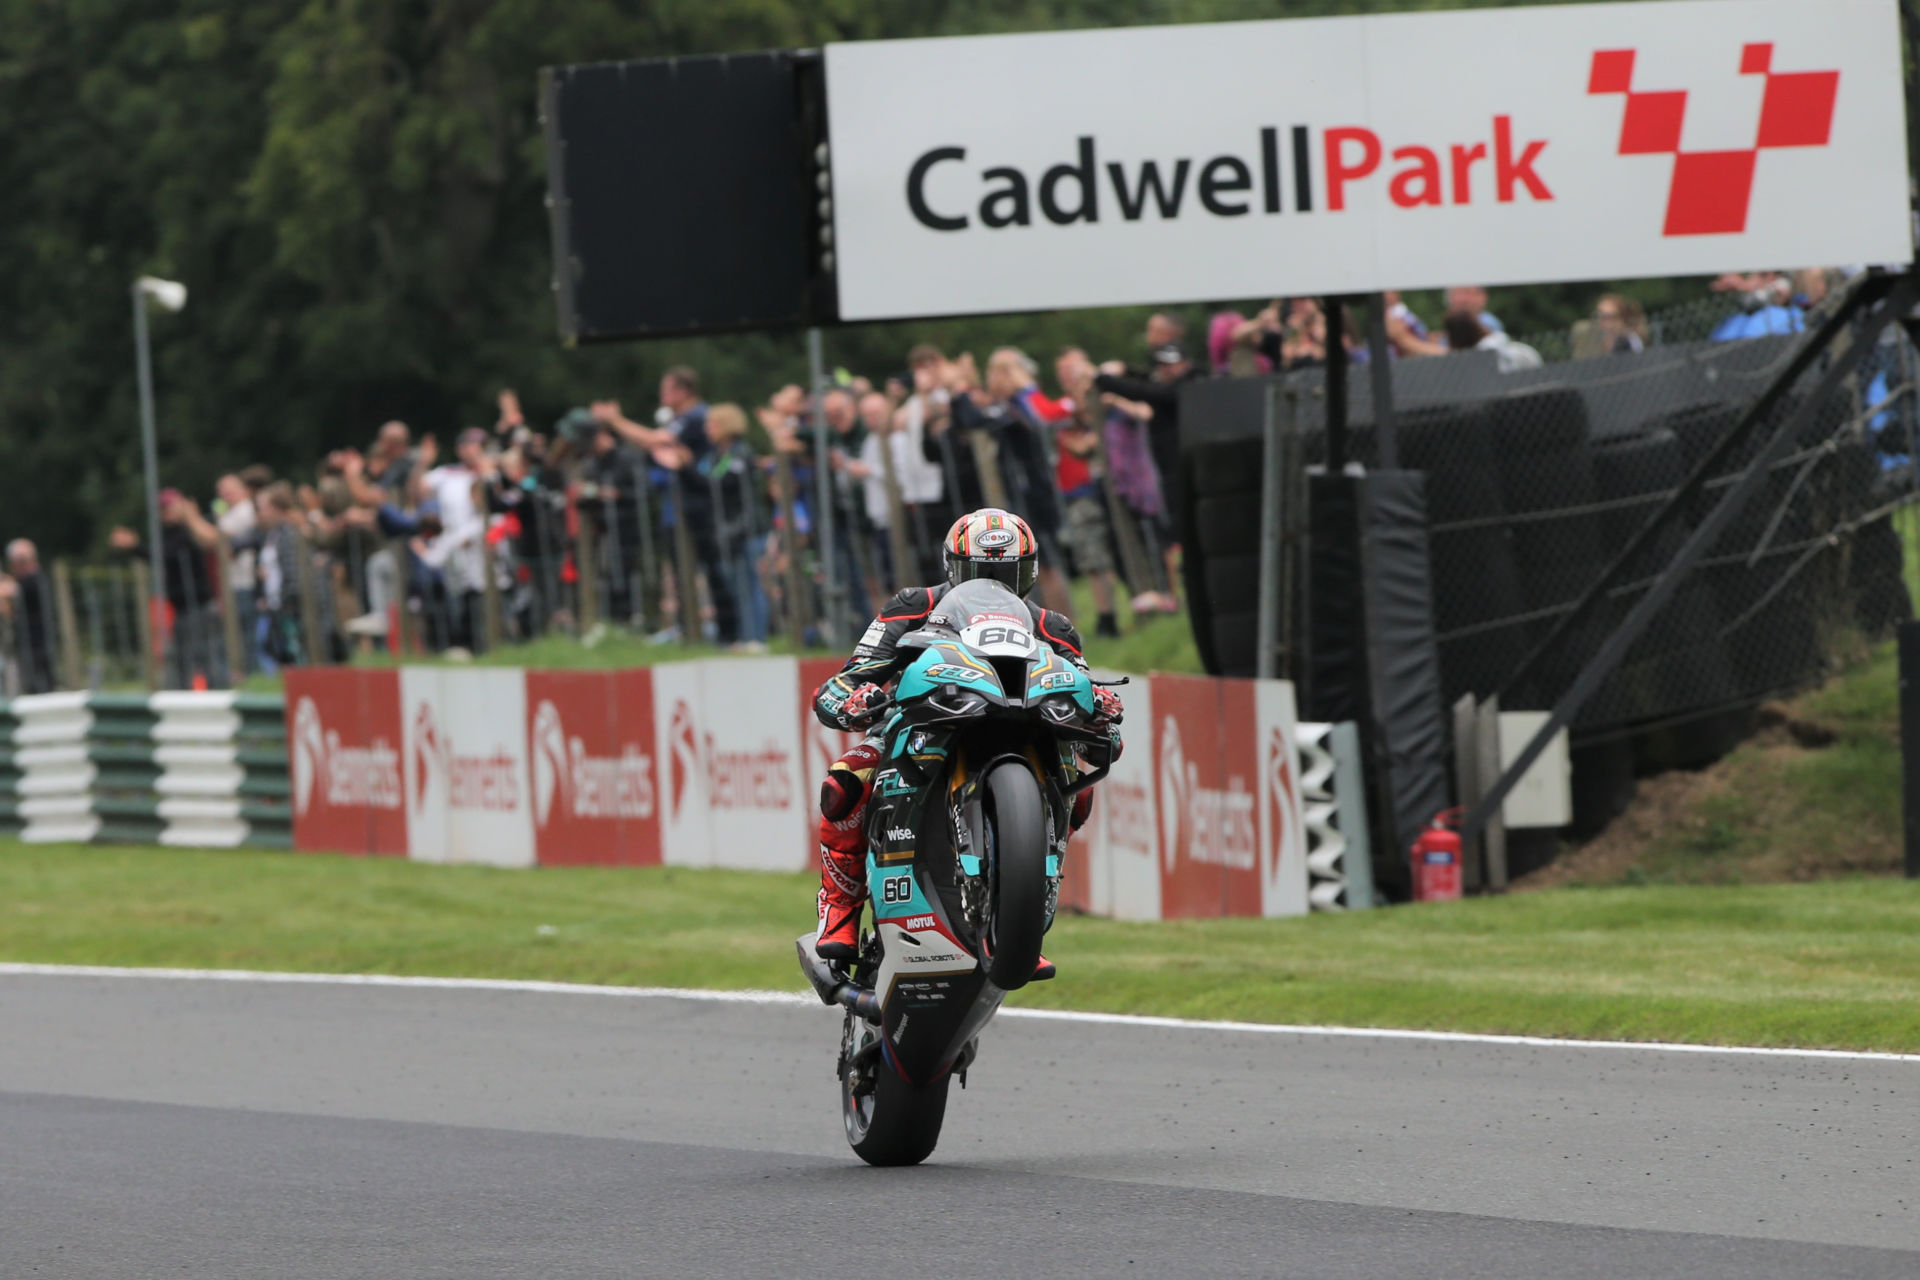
<box><xmin>110</xmin><ymin>488</ymin><xmax>227</xmax><ymax>688</ymax></box>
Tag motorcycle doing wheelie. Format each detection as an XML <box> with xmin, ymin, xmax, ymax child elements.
<box><xmin>796</xmin><ymin>578</ymin><xmax>1120</xmax><ymax>1166</ymax></box>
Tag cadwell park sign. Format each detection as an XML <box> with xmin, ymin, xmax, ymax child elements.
<box><xmin>824</xmin><ymin>0</ymin><xmax>1910</xmax><ymax>321</ymax></box>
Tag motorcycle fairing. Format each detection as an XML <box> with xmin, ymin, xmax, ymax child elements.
<box><xmin>1023</xmin><ymin>647</ymin><xmax>1095</xmax><ymax>713</ymax></box>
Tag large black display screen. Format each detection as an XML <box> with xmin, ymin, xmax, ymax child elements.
<box><xmin>541</xmin><ymin>51</ymin><xmax>830</xmax><ymax>341</ymax></box>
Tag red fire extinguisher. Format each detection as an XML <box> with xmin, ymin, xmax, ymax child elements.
<box><xmin>1410</xmin><ymin>808</ymin><xmax>1464</xmax><ymax>902</ymax></box>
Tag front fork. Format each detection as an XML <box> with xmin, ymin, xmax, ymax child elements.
<box><xmin>951</xmin><ymin>752</ymin><xmax>1067</xmax><ymax>941</ymax></box>
<box><xmin>860</xmin><ymin>742</ymin><xmax>1069</xmax><ymax>960</ymax></box>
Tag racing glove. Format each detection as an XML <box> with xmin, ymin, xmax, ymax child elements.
<box><xmin>839</xmin><ymin>682</ymin><xmax>888</xmax><ymax>730</ymax></box>
<box><xmin>1090</xmin><ymin>687</ymin><xmax>1125</xmax><ymax>762</ymax></box>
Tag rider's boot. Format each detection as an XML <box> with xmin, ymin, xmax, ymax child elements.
<box><xmin>815</xmin><ymin>743</ymin><xmax>879</xmax><ymax>962</ymax></box>
<box><xmin>815</xmin><ymin>850</ymin><xmax>866</xmax><ymax>962</ymax></box>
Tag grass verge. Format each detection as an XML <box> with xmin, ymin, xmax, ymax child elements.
<box><xmin>4</xmin><ymin>840</ymin><xmax>1918</xmax><ymax>1052</ymax></box>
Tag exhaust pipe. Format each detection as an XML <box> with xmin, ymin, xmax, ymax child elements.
<box><xmin>796</xmin><ymin>934</ymin><xmax>881</xmax><ymax>1024</ymax></box>
<box><xmin>835</xmin><ymin>986</ymin><xmax>882</xmax><ymax>1022</ymax></box>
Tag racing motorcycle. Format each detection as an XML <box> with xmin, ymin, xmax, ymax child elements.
<box><xmin>796</xmin><ymin>578</ymin><xmax>1120</xmax><ymax>1166</ymax></box>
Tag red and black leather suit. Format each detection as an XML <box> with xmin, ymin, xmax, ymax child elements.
<box><xmin>810</xmin><ymin>585</ymin><xmax>1097</xmax><ymax>940</ymax></box>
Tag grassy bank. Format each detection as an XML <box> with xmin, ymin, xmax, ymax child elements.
<box><xmin>1532</xmin><ymin>643</ymin><xmax>1904</xmax><ymax>887</ymax></box>
<box><xmin>4</xmin><ymin>841</ymin><xmax>1917</xmax><ymax>1052</ymax></box>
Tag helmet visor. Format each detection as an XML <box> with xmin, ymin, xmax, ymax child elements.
<box><xmin>948</xmin><ymin>552</ymin><xmax>1038</xmax><ymax>597</ymax></box>
<box><xmin>952</xmin><ymin>558</ymin><xmax>1021</xmax><ymax>590</ymax></box>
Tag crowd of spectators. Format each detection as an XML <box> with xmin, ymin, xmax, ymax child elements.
<box><xmin>38</xmin><ymin>326</ymin><xmax>1202</xmax><ymax>689</ymax></box>
<box><xmin>0</xmin><ymin>275</ymin><xmax>1868</xmax><ymax>692</ymax></box>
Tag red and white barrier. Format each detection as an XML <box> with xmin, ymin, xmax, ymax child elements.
<box><xmin>287</xmin><ymin>669</ymin><xmax>407</xmax><ymax>856</ymax></box>
<box><xmin>526</xmin><ymin>670</ymin><xmax>661</xmax><ymax>867</ymax></box>
<box><xmin>651</xmin><ymin>658</ymin><xmax>809</xmax><ymax>871</ymax></box>
<box><xmin>284</xmin><ymin>660</ymin><xmax>1310</xmax><ymax>920</ymax></box>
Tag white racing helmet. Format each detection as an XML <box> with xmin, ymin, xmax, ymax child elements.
<box><xmin>943</xmin><ymin>508</ymin><xmax>1038</xmax><ymax>597</ymax></box>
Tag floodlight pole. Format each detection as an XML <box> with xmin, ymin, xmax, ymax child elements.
<box><xmin>133</xmin><ymin>283</ymin><xmax>166</xmax><ymax>623</ymax></box>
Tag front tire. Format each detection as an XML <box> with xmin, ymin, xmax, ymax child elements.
<box><xmin>982</xmin><ymin>763</ymin><xmax>1050</xmax><ymax>991</ymax></box>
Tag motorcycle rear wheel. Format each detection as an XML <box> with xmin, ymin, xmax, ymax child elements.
<box><xmin>982</xmin><ymin>762</ymin><xmax>1049</xmax><ymax>991</ymax></box>
<box><xmin>844</xmin><ymin>1038</ymin><xmax>951</xmax><ymax>1166</ymax></box>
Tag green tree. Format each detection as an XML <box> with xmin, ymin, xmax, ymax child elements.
<box><xmin>0</xmin><ymin>0</ymin><xmax>1772</xmax><ymax>555</ymax></box>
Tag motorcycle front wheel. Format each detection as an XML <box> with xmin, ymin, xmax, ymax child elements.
<box><xmin>981</xmin><ymin>762</ymin><xmax>1049</xmax><ymax>991</ymax></box>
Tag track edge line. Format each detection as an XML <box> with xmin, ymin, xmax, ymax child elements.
<box><xmin>4</xmin><ymin>962</ymin><xmax>1914</xmax><ymax>1063</ymax></box>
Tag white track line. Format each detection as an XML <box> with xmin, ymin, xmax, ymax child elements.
<box><xmin>3</xmin><ymin>962</ymin><xmax>1915</xmax><ymax>1065</ymax></box>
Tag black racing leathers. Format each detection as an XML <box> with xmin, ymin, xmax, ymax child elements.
<box><xmin>813</xmin><ymin>584</ymin><xmax>1087</xmax><ymax>731</ymax></box>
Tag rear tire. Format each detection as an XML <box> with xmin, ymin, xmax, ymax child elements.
<box><xmin>845</xmin><ymin>1049</ymin><xmax>951</xmax><ymax>1167</ymax></box>
<box><xmin>982</xmin><ymin>763</ymin><xmax>1050</xmax><ymax>992</ymax></box>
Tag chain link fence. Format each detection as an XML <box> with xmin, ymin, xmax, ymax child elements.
<box><xmin>1193</xmin><ymin>283</ymin><xmax>1916</xmax><ymax>775</ymax></box>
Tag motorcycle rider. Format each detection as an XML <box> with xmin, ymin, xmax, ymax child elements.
<box><xmin>810</xmin><ymin>507</ymin><xmax>1124</xmax><ymax>966</ymax></box>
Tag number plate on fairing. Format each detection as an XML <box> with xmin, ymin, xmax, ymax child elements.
<box><xmin>961</xmin><ymin>612</ymin><xmax>1035</xmax><ymax>658</ymax></box>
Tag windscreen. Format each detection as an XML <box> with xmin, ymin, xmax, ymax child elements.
<box><xmin>940</xmin><ymin>580</ymin><xmax>1031</xmax><ymax>633</ymax></box>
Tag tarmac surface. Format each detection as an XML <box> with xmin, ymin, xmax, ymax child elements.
<box><xmin>2</xmin><ymin>969</ymin><xmax>1917</xmax><ymax>1278</ymax></box>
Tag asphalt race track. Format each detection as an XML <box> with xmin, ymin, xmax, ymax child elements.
<box><xmin>2</xmin><ymin>970</ymin><xmax>1916</xmax><ymax>1278</ymax></box>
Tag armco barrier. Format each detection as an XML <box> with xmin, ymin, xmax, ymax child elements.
<box><xmin>14</xmin><ymin>692</ymin><xmax>97</xmax><ymax>844</ymax></box>
<box><xmin>285</xmin><ymin>659</ymin><xmax>1338</xmax><ymax>923</ymax></box>
<box><xmin>236</xmin><ymin>694</ymin><xmax>293</xmax><ymax>850</ymax></box>
<box><xmin>152</xmin><ymin>692</ymin><xmax>252</xmax><ymax>848</ymax></box>
<box><xmin>0</xmin><ymin>691</ymin><xmax>290</xmax><ymax>849</ymax></box>
<box><xmin>0</xmin><ymin>701</ymin><xmax>23</xmax><ymax>838</ymax></box>
<box><xmin>89</xmin><ymin>693</ymin><xmax>162</xmax><ymax>845</ymax></box>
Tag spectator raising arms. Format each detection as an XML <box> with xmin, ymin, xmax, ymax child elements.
<box><xmin>958</xmin><ymin>348</ymin><xmax>1074</xmax><ymax>616</ymax></box>
<box><xmin>214</xmin><ymin>469</ymin><xmax>266</xmax><ymax>674</ymax></box>
<box><xmin>704</xmin><ymin>402</ymin><xmax>771</xmax><ymax>647</ymax></box>
<box><xmin>1052</xmin><ymin>348</ymin><xmax>1120</xmax><ymax>638</ymax></box>
<box><xmin>581</xmin><ymin>418</ymin><xmax>649</xmax><ymax>625</ymax></box>
<box><xmin>110</xmin><ymin>489</ymin><xmax>227</xmax><ymax>688</ymax></box>
<box><xmin>1092</xmin><ymin>341</ymin><xmax>1202</xmax><ymax>538</ymax></box>
<box><xmin>658</xmin><ymin>366</ymin><xmax>741</xmax><ymax>647</ymax></box>
<box><xmin>920</xmin><ymin>347</ymin><xmax>991</xmax><ymax>515</ymax></box>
